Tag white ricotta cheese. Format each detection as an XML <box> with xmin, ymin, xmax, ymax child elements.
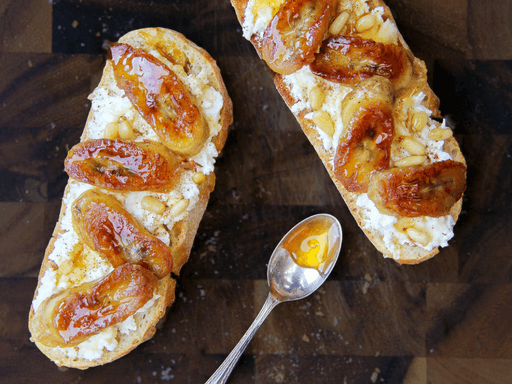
<box><xmin>242</xmin><ymin>0</ymin><xmax>274</xmax><ymax>39</ymax></box>
<box><xmin>394</xmin><ymin>215</ymin><xmax>455</xmax><ymax>252</ymax></box>
<box><xmin>356</xmin><ymin>194</ymin><xmax>456</xmax><ymax>255</ymax></box>
<box><xmin>118</xmin><ymin>294</ymin><xmax>161</xmax><ymax>335</ymax></box>
<box><xmin>192</xmin><ymin>141</ymin><xmax>219</xmax><ymax>175</ymax></box>
<box><xmin>32</xmin><ymin>268</ymin><xmax>57</xmax><ymax>312</ymax></box>
<box><xmin>420</xmin><ymin>118</ymin><xmax>454</xmax><ymax>163</ymax></box>
<box><xmin>411</xmin><ymin>91</ymin><xmax>433</xmax><ymax>115</ymax></box>
<box><xmin>54</xmin><ymin>292</ymin><xmax>161</xmax><ymax>361</ymax></box>
<box><xmin>201</xmin><ymin>86</ymin><xmax>224</xmax><ymax>136</ymax></box>
<box><xmin>77</xmin><ymin>327</ymin><xmax>118</xmax><ymax>360</ymax></box>
<box><xmin>374</xmin><ymin>19</ymin><xmax>399</xmax><ymax>45</ymax></box>
<box><xmin>356</xmin><ymin>194</ymin><xmax>398</xmax><ymax>254</ymax></box>
<box><xmin>392</xmin><ymin>92</ymin><xmax>453</xmax><ymax>164</ymax></box>
<box><xmin>87</xmin><ymin>87</ymin><xmax>149</xmax><ymax>141</ymax></box>
<box><xmin>353</xmin><ymin>0</ymin><xmax>370</xmax><ymax>17</ymax></box>
<box><xmin>55</xmin><ymin>326</ymin><xmax>118</xmax><ymax>361</ymax></box>
<box><xmin>281</xmin><ymin>66</ymin><xmax>352</xmax><ymax>154</ymax></box>
<box><xmin>32</xmin><ymin>181</ymin><xmax>113</xmax><ymax>311</ymax></box>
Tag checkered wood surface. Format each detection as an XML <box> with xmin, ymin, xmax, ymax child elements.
<box><xmin>1</xmin><ymin>0</ymin><xmax>511</xmax><ymax>383</ymax></box>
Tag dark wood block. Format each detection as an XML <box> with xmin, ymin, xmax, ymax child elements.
<box><xmin>253</xmin><ymin>280</ymin><xmax>426</xmax><ymax>357</ymax></box>
<box><xmin>254</xmin><ymin>354</ymin><xmax>414</xmax><ymax>384</ymax></box>
<box><xmin>427</xmin><ymin>357</ymin><xmax>512</xmax><ymax>383</ymax></box>
<box><xmin>0</xmin><ymin>203</ymin><xmax>47</xmax><ymax>277</ymax></box>
<box><xmin>426</xmin><ymin>283</ymin><xmax>512</xmax><ymax>358</ymax></box>
<box><xmin>0</xmin><ymin>0</ymin><xmax>52</xmax><ymax>53</ymax></box>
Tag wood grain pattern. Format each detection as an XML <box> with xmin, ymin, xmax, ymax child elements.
<box><xmin>0</xmin><ymin>0</ymin><xmax>52</xmax><ymax>53</ymax></box>
<box><xmin>0</xmin><ymin>0</ymin><xmax>511</xmax><ymax>382</ymax></box>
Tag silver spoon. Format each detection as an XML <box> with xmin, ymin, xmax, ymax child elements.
<box><xmin>205</xmin><ymin>213</ymin><xmax>342</xmax><ymax>384</ymax></box>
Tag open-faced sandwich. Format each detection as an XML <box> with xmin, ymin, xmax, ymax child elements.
<box><xmin>231</xmin><ymin>0</ymin><xmax>466</xmax><ymax>264</ymax></box>
<box><xmin>28</xmin><ymin>27</ymin><xmax>233</xmax><ymax>369</ymax></box>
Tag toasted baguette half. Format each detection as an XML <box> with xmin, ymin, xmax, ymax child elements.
<box><xmin>231</xmin><ymin>0</ymin><xmax>466</xmax><ymax>264</ymax></box>
<box><xmin>28</xmin><ymin>28</ymin><xmax>233</xmax><ymax>369</ymax></box>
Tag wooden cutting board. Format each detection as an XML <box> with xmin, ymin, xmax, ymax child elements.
<box><xmin>0</xmin><ymin>0</ymin><xmax>511</xmax><ymax>382</ymax></box>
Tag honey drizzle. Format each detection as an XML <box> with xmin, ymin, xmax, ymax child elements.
<box><xmin>281</xmin><ymin>217</ymin><xmax>339</xmax><ymax>274</ymax></box>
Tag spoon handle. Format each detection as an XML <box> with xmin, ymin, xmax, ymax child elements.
<box><xmin>205</xmin><ymin>293</ymin><xmax>279</xmax><ymax>384</ymax></box>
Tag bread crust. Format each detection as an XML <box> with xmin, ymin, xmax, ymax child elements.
<box><xmin>28</xmin><ymin>28</ymin><xmax>232</xmax><ymax>368</ymax></box>
<box><xmin>231</xmin><ymin>0</ymin><xmax>466</xmax><ymax>264</ymax></box>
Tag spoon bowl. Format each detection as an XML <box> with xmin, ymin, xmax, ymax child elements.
<box><xmin>205</xmin><ymin>214</ymin><xmax>342</xmax><ymax>384</ymax></box>
<box><xmin>269</xmin><ymin>214</ymin><xmax>342</xmax><ymax>301</ymax></box>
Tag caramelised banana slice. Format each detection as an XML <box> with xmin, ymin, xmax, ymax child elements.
<box><xmin>72</xmin><ymin>189</ymin><xmax>174</xmax><ymax>279</ymax></box>
<box><xmin>334</xmin><ymin>77</ymin><xmax>395</xmax><ymax>192</ymax></box>
<box><xmin>310</xmin><ymin>35</ymin><xmax>413</xmax><ymax>89</ymax></box>
<box><xmin>65</xmin><ymin>139</ymin><xmax>184</xmax><ymax>192</ymax></box>
<box><xmin>30</xmin><ymin>263</ymin><xmax>157</xmax><ymax>348</ymax></box>
<box><xmin>261</xmin><ymin>0</ymin><xmax>335</xmax><ymax>74</ymax></box>
<box><xmin>368</xmin><ymin>160</ymin><xmax>466</xmax><ymax>217</ymax></box>
<box><xmin>110</xmin><ymin>43</ymin><xmax>208</xmax><ymax>157</ymax></box>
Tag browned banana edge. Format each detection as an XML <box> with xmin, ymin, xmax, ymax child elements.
<box><xmin>231</xmin><ymin>0</ymin><xmax>466</xmax><ymax>264</ymax></box>
<box><xmin>28</xmin><ymin>28</ymin><xmax>233</xmax><ymax>368</ymax></box>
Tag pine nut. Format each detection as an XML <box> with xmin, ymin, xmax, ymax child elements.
<box><xmin>356</xmin><ymin>14</ymin><xmax>376</xmax><ymax>32</ymax></box>
<box><xmin>170</xmin><ymin>199</ymin><xmax>189</xmax><ymax>218</ymax></box>
<box><xmin>104</xmin><ymin>121</ymin><xmax>119</xmax><ymax>139</ymax></box>
<box><xmin>118</xmin><ymin>116</ymin><xmax>134</xmax><ymax>140</ymax></box>
<box><xmin>358</xmin><ymin>23</ymin><xmax>380</xmax><ymax>40</ymax></box>
<box><xmin>412</xmin><ymin>111</ymin><xmax>429</xmax><ymax>132</ymax></box>
<box><xmin>312</xmin><ymin>110</ymin><xmax>335</xmax><ymax>136</ymax></box>
<box><xmin>192</xmin><ymin>172</ymin><xmax>206</xmax><ymax>184</ymax></box>
<box><xmin>394</xmin><ymin>122</ymin><xmax>410</xmax><ymax>136</ymax></box>
<box><xmin>329</xmin><ymin>11</ymin><xmax>350</xmax><ymax>35</ymax></box>
<box><xmin>401</xmin><ymin>96</ymin><xmax>415</xmax><ymax>108</ymax></box>
<box><xmin>394</xmin><ymin>155</ymin><xmax>426</xmax><ymax>167</ymax></box>
<box><xmin>394</xmin><ymin>217</ymin><xmax>416</xmax><ymax>231</ymax></box>
<box><xmin>428</xmin><ymin>128</ymin><xmax>453</xmax><ymax>141</ymax></box>
<box><xmin>406</xmin><ymin>227</ymin><xmax>430</xmax><ymax>246</ymax></box>
<box><xmin>309</xmin><ymin>87</ymin><xmax>326</xmax><ymax>110</ymax></box>
<box><xmin>141</xmin><ymin>196</ymin><xmax>166</xmax><ymax>215</ymax></box>
<box><xmin>375</xmin><ymin>19</ymin><xmax>398</xmax><ymax>45</ymax></box>
<box><xmin>401</xmin><ymin>137</ymin><xmax>426</xmax><ymax>156</ymax></box>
